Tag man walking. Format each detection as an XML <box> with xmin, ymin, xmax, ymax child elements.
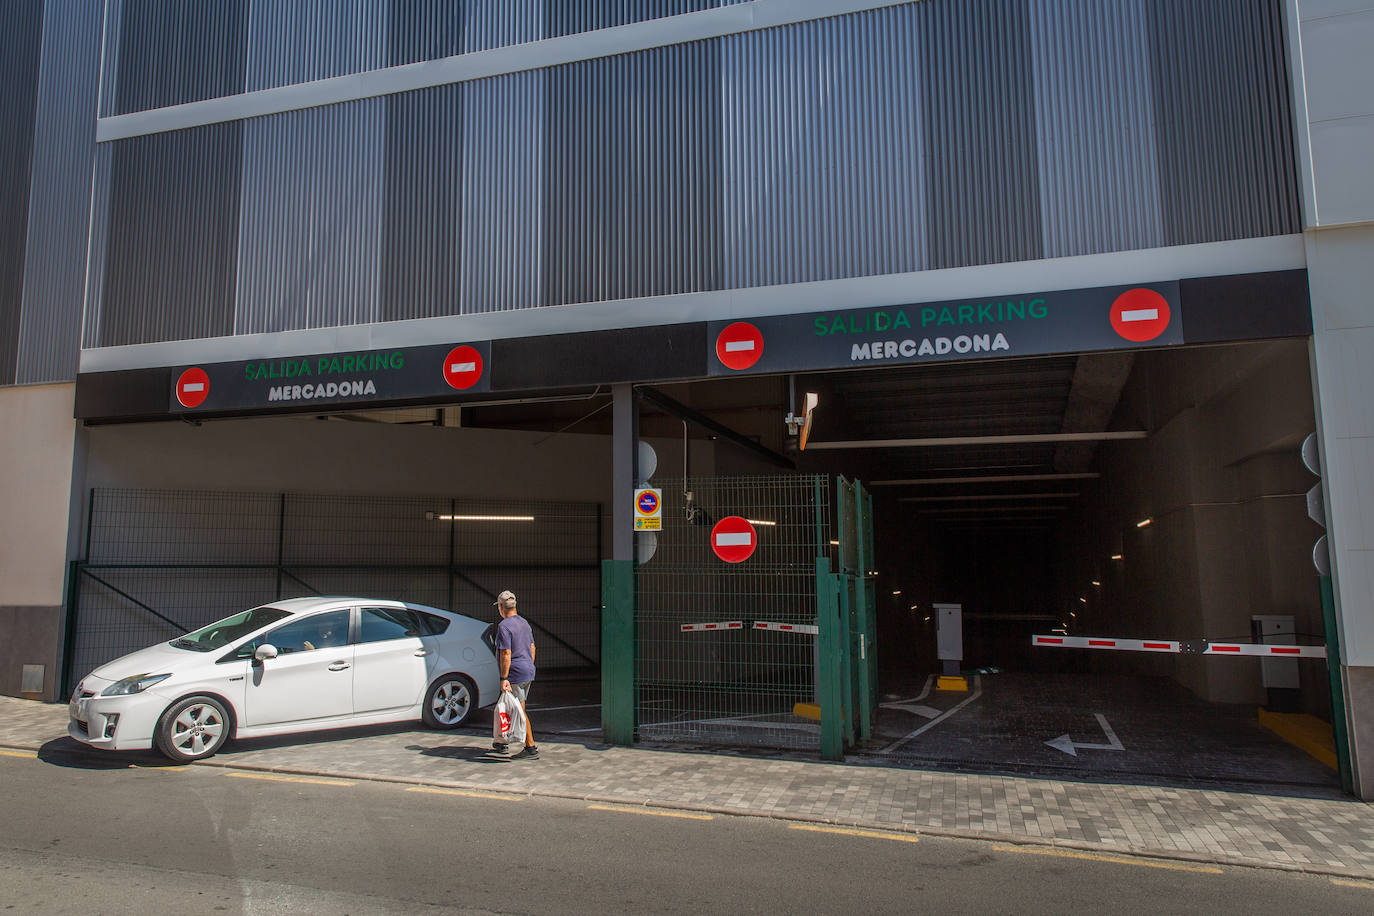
<box><xmin>492</xmin><ymin>589</ymin><xmax>538</xmax><ymax>760</ymax></box>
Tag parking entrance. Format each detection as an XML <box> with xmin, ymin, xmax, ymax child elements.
<box><xmin>632</xmin><ymin>475</ymin><xmax>875</xmax><ymax>759</ymax></box>
<box><xmin>62</xmin><ymin>487</ymin><xmax>602</xmax><ymax>694</ymax></box>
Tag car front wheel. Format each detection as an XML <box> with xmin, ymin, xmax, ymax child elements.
<box><xmin>423</xmin><ymin>674</ymin><xmax>476</xmax><ymax>729</ymax></box>
<box><xmin>155</xmin><ymin>695</ymin><xmax>232</xmax><ymax>763</ymax></box>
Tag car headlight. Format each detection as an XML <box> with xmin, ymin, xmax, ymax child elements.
<box><xmin>101</xmin><ymin>673</ymin><xmax>172</xmax><ymax>696</ymax></box>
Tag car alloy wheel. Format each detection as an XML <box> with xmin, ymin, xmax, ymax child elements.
<box><xmin>424</xmin><ymin>675</ymin><xmax>475</xmax><ymax>729</ymax></box>
<box><xmin>155</xmin><ymin>695</ymin><xmax>231</xmax><ymax>763</ymax></box>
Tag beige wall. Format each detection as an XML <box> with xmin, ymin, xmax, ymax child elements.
<box><xmin>0</xmin><ymin>383</ymin><xmax>77</xmax><ymax>606</ymax></box>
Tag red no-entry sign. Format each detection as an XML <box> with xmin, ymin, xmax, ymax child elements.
<box><xmin>442</xmin><ymin>345</ymin><xmax>483</xmax><ymax>390</ymax></box>
<box><xmin>710</xmin><ymin>516</ymin><xmax>757</xmax><ymax>563</ymax></box>
<box><xmin>1109</xmin><ymin>288</ymin><xmax>1171</xmax><ymax>343</ymax></box>
<box><xmin>175</xmin><ymin>367</ymin><xmax>210</xmax><ymax>408</ymax></box>
<box><xmin>715</xmin><ymin>322</ymin><xmax>764</xmax><ymax>371</ymax></box>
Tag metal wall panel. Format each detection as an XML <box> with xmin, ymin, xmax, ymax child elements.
<box><xmin>0</xmin><ymin>0</ymin><xmax>44</xmax><ymax>385</ymax></box>
<box><xmin>1027</xmin><ymin>0</ymin><xmax>1165</xmax><ymax>259</ymax></box>
<box><xmin>98</xmin><ymin>122</ymin><xmax>242</xmax><ymax>347</ymax></box>
<box><xmin>17</xmin><ymin>1</ymin><xmax>102</xmax><ymax>383</ymax></box>
<box><xmin>246</xmin><ymin>0</ymin><xmax>389</xmax><ymax>92</ymax></box>
<box><xmin>722</xmin><ymin>5</ymin><xmax>926</xmax><ymax>289</ymax></box>
<box><xmin>111</xmin><ymin>0</ymin><xmax>247</xmax><ymax>116</ymax></box>
<box><xmin>380</xmin><ymin>85</ymin><xmax>463</xmax><ymax>322</ymax></box>
<box><xmin>463</xmin><ymin>0</ymin><xmax>542</xmax><ymax>54</ymax></box>
<box><xmin>920</xmin><ymin>0</ymin><xmax>1044</xmax><ymax>270</ymax></box>
<box><xmin>543</xmin><ymin>40</ymin><xmax>722</xmax><ymax>307</ymax></box>
<box><xmin>387</xmin><ymin>0</ymin><xmax>463</xmax><ymax>67</ymax></box>
<box><xmin>236</xmin><ymin>100</ymin><xmax>384</xmax><ymax>334</ymax></box>
<box><xmin>1147</xmin><ymin>0</ymin><xmax>1300</xmax><ymax>245</ymax></box>
<box><xmin>545</xmin><ymin>0</ymin><xmax>718</xmax><ymax>39</ymax></box>
<box><xmin>460</xmin><ymin>72</ymin><xmax>543</xmax><ymax>313</ymax></box>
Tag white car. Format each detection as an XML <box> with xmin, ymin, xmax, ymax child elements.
<box><xmin>67</xmin><ymin>597</ymin><xmax>501</xmax><ymax>763</ymax></box>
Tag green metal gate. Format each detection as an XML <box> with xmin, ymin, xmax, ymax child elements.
<box><xmin>612</xmin><ymin>474</ymin><xmax>875</xmax><ymax>759</ymax></box>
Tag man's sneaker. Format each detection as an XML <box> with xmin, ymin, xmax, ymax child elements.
<box><xmin>510</xmin><ymin>745</ymin><xmax>539</xmax><ymax>760</ymax></box>
<box><xmin>491</xmin><ymin>741</ymin><xmax>509</xmax><ymax>753</ymax></box>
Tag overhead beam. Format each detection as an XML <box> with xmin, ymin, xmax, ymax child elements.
<box><xmin>636</xmin><ymin>385</ymin><xmax>795</xmax><ymax>470</ymax></box>
<box><xmin>899</xmin><ymin>492</ymin><xmax>1080</xmax><ymax>502</ymax></box>
<box><xmin>872</xmin><ymin>472</ymin><xmax>1100</xmax><ymax>486</ymax></box>
<box><xmin>806</xmin><ymin>431</ymin><xmax>1145</xmax><ymax>450</ymax></box>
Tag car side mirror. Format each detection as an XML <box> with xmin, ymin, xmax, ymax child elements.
<box><xmin>253</xmin><ymin>644</ymin><xmax>279</xmax><ymax>662</ymax></box>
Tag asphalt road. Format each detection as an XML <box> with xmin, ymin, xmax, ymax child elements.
<box><xmin>1</xmin><ymin>750</ymin><xmax>1371</xmax><ymax>915</ymax></box>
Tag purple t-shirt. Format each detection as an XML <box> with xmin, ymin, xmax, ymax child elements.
<box><xmin>495</xmin><ymin>614</ymin><xmax>536</xmax><ymax>683</ymax></box>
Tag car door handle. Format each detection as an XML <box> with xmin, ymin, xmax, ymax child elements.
<box><xmin>414</xmin><ymin>649</ymin><xmax>430</xmax><ymax>657</ymax></box>
<box><xmin>328</xmin><ymin>662</ymin><xmax>351</xmax><ymax>671</ymax></box>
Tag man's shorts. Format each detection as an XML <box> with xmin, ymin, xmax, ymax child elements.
<box><xmin>508</xmin><ymin>681</ymin><xmax>532</xmax><ymax>704</ymax></box>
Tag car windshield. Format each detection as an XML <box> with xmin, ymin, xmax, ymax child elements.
<box><xmin>169</xmin><ymin>607</ymin><xmax>292</xmax><ymax>652</ymax></box>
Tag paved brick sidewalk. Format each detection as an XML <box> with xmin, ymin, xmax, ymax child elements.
<box><xmin>4</xmin><ymin>696</ymin><xmax>1372</xmax><ymax>878</ymax></box>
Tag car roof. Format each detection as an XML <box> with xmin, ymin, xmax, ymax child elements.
<box><xmin>265</xmin><ymin>597</ymin><xmax>456</xmax><ymax>617</ymax></box>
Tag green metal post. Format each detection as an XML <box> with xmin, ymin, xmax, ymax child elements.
<box><xmin>817</xmin><ymin>558</ymin><xmax>844</xmax><ymax>760</ymax></box>
<box><xmin>862</xmin><ymin>486</ymin><xmax>878</xmax><ymax>717</ymax></box>
<box><xmin>838</xmin><ymin>578</ymin><xmax>855</xmax><ymax>749</ymax></box>
<box><xmin>601</xmin><ymin>559</ymin><xmax>636</xmax><ymax>746</ymax></box>
<box><xmin>853</xmin><ymin>484</ymin><xmax>874</xmax><ymax>745</ymax></box>
<box><xmin>1320</xmin><ymin>575</ymin><xmax>1355</xmax><ymax>793</ymax></box>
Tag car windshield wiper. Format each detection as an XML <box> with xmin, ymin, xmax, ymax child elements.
<box><xmin>168</xmin><ymin>637</ymin><xmax>209</xmax><ymax>651</ymax></box>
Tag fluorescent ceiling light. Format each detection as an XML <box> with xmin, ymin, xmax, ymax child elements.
<box><xmin>1136</xmin><ymin>517</ymin><xmax>1153</xmax><ymax>528</ymax></box>
<box><xmin>745</xmin><ymin>519</ymin><xmax>777</xmax><ymax>527</ymax></box>
<box><xmin>428</xmin><ymin>513</ymin><xmax>535</xmax><ymax>522</ymax></box>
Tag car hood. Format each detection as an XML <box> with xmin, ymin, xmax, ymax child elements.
<box><xmin>87</xmin><ymin>641</ymin><xmax>203</xmax><ymax>683</ymax></box>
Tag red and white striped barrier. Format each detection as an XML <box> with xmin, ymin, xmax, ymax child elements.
<box><xmin>753</xmin><ymin>621</ymin><xmax>819</xmax><ymax>635</ymax></box>
<box><xmin>1032</xmin><ymin>634</ymin><xmax>1326</xmax><ymax>658</ymax></box>
<box><xmin>680</xmin><ymin>621</ymin><xmax>745</xmax><ymax>633</ymax></box>
<box><xmin>1032</xmin><ymin>635</ymin><xmax>1177</xmax><ymax>653</ymax></box>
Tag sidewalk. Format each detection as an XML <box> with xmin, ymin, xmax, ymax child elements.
<box><xmin>4</xmin><ymin>695</ymin><xmax>1372</xmax><ymax>878</ymax></box>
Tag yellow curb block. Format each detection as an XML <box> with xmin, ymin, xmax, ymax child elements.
<box><xmin>936</xmin><ymin>675</ymin><xmax>969</xmax><ymax>692</ymax></box>
<box><xmin>1258</xmin><ymin>708</ymin><xmax>1338</xmax><ymax>771</ymax></box>
<box><xmin>793</xmin><ymin>702</ymin><xmax>821</xmax><ymax>721</ymax></box>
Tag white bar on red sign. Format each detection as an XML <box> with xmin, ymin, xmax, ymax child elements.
<box><xmin>1031</xmin><ymin>635</ymin><xmax>1178</xmax><ymax>653</ymax></box>
<box><xmin>1120</xmin><ymin>309</ymin><xmax>1159</xmax><ymax>323</ymax></box>
<box><xmin>451</xmin><ymin>362</ymin><xmax>477</xmax><ymax>373</ymax></box>
<box><xmin>724</xmin><ymin>340</ymin><xmax>756</xmax><ymax>352</ymax></box>
<box><xmin>714</xmin><ymin>533</ymin><xmax>753</xmax><ymax>546</ymax></box>
<box><xmin>679</xmin><ymin>621</ymin><xmax>744</xmax><ymax>633</ymax></box>
<box><xmin>753</xmin><ymin>621</ymin><xmax>819</xmax><ymax>635</ymax></box>
<box><xmin>182</xmin><ymin>383</ymin><xmax>205</xmax><ymax>392</ymax></box>
<box><xmin>1203</xmin><ymin>643</ymin><xmax>1327</xmax><ymax>658</ymax></box>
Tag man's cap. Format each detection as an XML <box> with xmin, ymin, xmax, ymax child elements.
<box><xmin>493</xmin><ymin>590</ymin><xmax>517</xmax><ymax>609</ymax></box>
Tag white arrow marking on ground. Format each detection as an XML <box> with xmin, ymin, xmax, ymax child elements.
<box><xmin>1044</xmin><ymin>713</ymin><xmax>1124</xmax><ymax>757</ymax></box>
<box><xmin>1120</xmin><ymin>309</ymin><xmax>1159</xmax><ymax>322</ymax></box>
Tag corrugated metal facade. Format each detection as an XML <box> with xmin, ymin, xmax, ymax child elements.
<box><xmin>0</xmin><ymin>0</ymin><xmax>45</xmax><ymax>386</ymax></box>
<box><xmin>3</xmin><ymin>0</ymin><xmax>1304</xmax><ymax>376</ymax></box>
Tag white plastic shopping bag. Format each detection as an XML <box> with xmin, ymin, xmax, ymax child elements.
<box><xmin>493</xmin><ymin>688</ymin><xmax>527</xmax><ymax>746</ymax></box>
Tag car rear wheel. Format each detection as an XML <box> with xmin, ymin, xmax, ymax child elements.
<box><xmin>155</xmin><ymin>695</ymin><xmax>231</xmax><ymax>763</ymax></box>
<box><xmin>424</xmin><ymin>674</ymin><xmax>476</xmax><ymax>729</ymax></box>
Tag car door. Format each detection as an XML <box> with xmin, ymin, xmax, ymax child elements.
<box><xmin>351</xmin><ymin>606</ymin><xmax>429</xmax><ymax>716</ymax></box>
<box><xmin>242</xmin><ymin>609</ymin><xmax>354</xmax><ymax>727</ymax></box>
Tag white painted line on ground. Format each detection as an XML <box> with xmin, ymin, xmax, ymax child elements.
<box><xmin>880</xmin><ymin>674</ymin><xmax>934</xmax><ymax>709</ymax></box>
<box><xmin>529</xmin><ymin>703</ymin><xmax>601</xmax><ymax>712</ymax></box>
<box><xmin>891</xmin><ymin>704</ymin><xmax>941</xmax><ymax>719</ymax></box>
<box><xmin>1120</xmin><ymin>308</ymin><xmax>1159</xmax><ymax>322</ymax></box>
<box><xmin>877</xmin><ymin>675</ymin><xmax>983</xmax><ymax>754</ymax></box>
<box><xmin>1045</xmin><ymin>713</ymin><xmax>1125</xmax><ymax>757</ymax></box>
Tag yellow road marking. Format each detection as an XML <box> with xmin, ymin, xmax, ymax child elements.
<box><xmin>587</xmin><ymin>804</ymin><xmax>713</xmax><ymax>821</ymax></box>
<box><xmin>790</xmin><ymin>824</ymin><xmax>921</xmax><ymax>844</ymax></box>
<box><xmin>1331</xmin><ymin>878</ymin><xmax>1374</xmax><ymax>890</ymax></box>
<box><xmin>407</xmin><ymin>786</ymin><xmax>521</xmax><ymax>802</ymax></box>
<box><xmin>227</xmin><ymin>772</ymin><xmax>355</xmax><ymax>787</ymax></box>
<box><xmin>0</xmin><ymin>749</ymin><xmax>36</xmax><ymax>759</ymax></box>
<box><xmin>991</xmin><ymin>844</ymin><xmax>1223</xmax><ymax>874</ymax></box>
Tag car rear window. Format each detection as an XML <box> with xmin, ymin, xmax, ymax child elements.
<box><xmin>416</xmin><ymin>611</ymin><xmax>450</xmax><ymax>636</ymax></box>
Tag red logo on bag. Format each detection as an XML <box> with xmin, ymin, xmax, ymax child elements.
<box><xmin>498</xmin><ymin>711</ymin><xmax>511</xmax><ymax>733</ymax></box>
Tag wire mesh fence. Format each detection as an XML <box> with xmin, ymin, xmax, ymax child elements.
<box><xmin>66</xmin><ymin>488</ymin><xmax>601</xmax><ymax>692</ymax></box>
<box><xmin>635</xmin><ymin>475</ymin><xmax>831</xmax><ymax>751</ymax></box>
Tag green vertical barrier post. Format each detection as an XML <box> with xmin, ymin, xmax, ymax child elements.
<box><xmin>838</xmin><ymin>579</ymin><xmax>855</xmax><ymax>749</ymax></box>
<box><xmin>853</xmin><ymin>484</ymin><xmax>874</xmax><ymax>744</ymax></box>
<box><xmin>817</xmin><ymin>558</ymin><xmax>844</xmax><ymax>760</ymax></box>
<box><xmin>862</xmin><ymin>486</ymin><xmax>878</xmax><ymax>716</ymax></box>
<box><xmin>1320</xmin><ymin>575</ymin><xmax>1355</xmax><ymax>793</ymax></box>
<box><xmin>601</xmin><ymin>559</ymin><xmax>636</xmax><ymax>746</ymax></box>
